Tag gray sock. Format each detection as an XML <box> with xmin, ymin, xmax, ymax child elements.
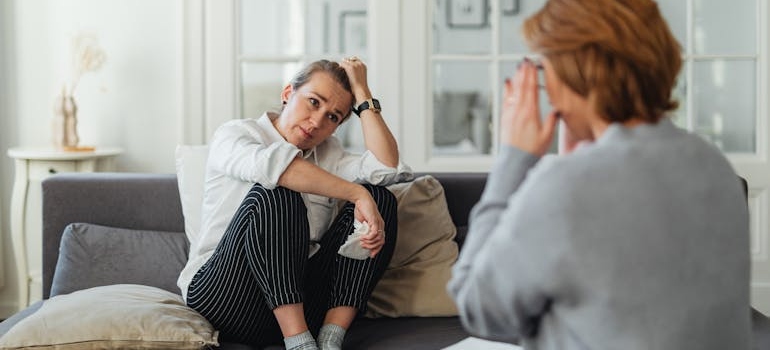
<box><xmin>284</xmin><ymin>330</ymin><xmax>318</xmax><ymax>350</ymax></box>
<box><xmin>317</xmin><ymin>323</ymin><xmax>346</xmax><ymax>350</ymax></box>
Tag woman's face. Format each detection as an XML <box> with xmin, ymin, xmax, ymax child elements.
<box><xmin>275</xmin><ymin>71</ymin><xmax>352</xmax><ymax>150</ymax></box>
<box><xmin>541</xmin><ymin>57</ymin><xmax>598</xmax><ymax>141</ymax></box>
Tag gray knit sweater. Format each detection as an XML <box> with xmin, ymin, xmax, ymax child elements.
<box><xmin>448</xmin><ymin>119</ymin><xmax>750</xmax><ymax>349</ymax></box>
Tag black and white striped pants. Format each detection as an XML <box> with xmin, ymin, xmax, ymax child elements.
<box><xmin>187</xmin><ymin>183</ymin><xmax>397</xmax><ymax>346</ymax></box>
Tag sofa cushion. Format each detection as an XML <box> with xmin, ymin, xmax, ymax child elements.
<box><xmin>50</xmin><ymin>223</ymin><xmax>188</xmax><ymax>297</ymax></box>
<box><xmin>366</xmin><ymin>175</ymin><xmax>459</xmax><ymax>317</ymax></box>
<box><xmin>346</xmin><ymin>316</ymin><xmax>468</xmax><ymax>349</ymax></box>
<box><xmin>0</xmin><ymin>284</ymin><xmax>218</xmax><ymax>350</ymax></box>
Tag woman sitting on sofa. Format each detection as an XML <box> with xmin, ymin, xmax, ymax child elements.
<box><xmin>449</xmin><ymin>0</ymin><xmax>750</xmax><ymax>349</ymax></box>
<box><xmin>177</xmin><ymin>58</ymin><xmax>412</xmax><ymax>349</ymax></box>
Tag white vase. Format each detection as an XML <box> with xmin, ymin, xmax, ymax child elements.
<box><xmin>52</xmin><ymin>88</ymin><xmax>79</xmax><ymax>149</ymax></box>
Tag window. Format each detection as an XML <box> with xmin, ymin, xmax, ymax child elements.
<box><xmin>403</xmin><ymin>0</ymin><xmax>766</xmax><ymax>171</ymax></box>
<box><xmin>430</xmin><ymin>0</ymin><xmax>554</xmax><ymax>157</ymax></box>
<box><xmin>659</xmin><ymin>1</ymin><xmax>759</xmax><ymax>153</ymax></box>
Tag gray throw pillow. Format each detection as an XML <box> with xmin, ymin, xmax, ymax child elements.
<box><xmin>50</xmin><ymin>223</ymin><xmax>189</xmax><ymax>297</ymax></box>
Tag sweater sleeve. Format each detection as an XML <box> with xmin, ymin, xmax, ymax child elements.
<box><xmin>207</xmin><ymin>120</ymin><xmax>301</xmax><ymax>189</ymax></box>
<box><xmin>448</xmin><ymin>145</ymin><xmax>561</xmax><ymax>343</ymax></box>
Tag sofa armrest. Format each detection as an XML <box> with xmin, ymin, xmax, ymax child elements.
<box><xmin>42</xmin><ymin>173</ymin><xmax>185</xmax><ymax>299</ymax></box>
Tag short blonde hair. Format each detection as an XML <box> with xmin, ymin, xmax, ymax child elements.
<box><xmin>523</xmin><ymin>0</ymin><xmax>682</xmax><ymax>123</ymax></box>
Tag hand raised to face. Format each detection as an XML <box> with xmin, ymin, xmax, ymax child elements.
<box><xmin>500</xmin><ymin>58</ymin><xmax>559</xmax><ymax>157</ymax></box>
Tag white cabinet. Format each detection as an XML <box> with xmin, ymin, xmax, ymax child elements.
<box><xmin>7</xmin><ymin>147</ymin><xmax>123</xmax><ymax>310</ymax></box>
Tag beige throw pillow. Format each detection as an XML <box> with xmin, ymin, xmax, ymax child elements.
<box><xmin>366</xmin><ymin>175</ymin><xmax>459</xmax><ymax>317</ymax></box>
<box><xmin>0</xmin><ymin>284</ymin><xmax>219</xmax><ymax>350</ymax></box>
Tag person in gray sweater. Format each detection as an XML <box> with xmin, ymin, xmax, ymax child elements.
<box><xmin>447</xmin><ymin>0</ymin><xmax>751</xmax><ymax>349</ymax></box>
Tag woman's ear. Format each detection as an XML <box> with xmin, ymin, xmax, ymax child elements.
<box><xmin>280</xmin><ymin>84</ymin><xmax>292</xmax><ymax>104</ymax></box>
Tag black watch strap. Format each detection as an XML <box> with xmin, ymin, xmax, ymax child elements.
<box><xmin>353</xmin><ymin>98</ymin><xmax>381</xmax><ymax>117</ymax></box>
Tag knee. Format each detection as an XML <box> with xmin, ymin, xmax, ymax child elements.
<box><xmin>244</xmin><ymin>184</ymin><xmax>305</xmax><ymax>216</ymax></box>
<box><xmin>247</xmin><ymin>183</ymin><xmax>300</xmax><ymax>198</ymax></box>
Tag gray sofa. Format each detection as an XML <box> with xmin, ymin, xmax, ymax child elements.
<box><xmin>2</xmin><ymin>172</ymin><xmax>486</xmax><ymax>349</ymax></box>
<box><xmin>1</xmin><ymin>172</ymin><xmax>768</xmax><ymax>349</ymax></box>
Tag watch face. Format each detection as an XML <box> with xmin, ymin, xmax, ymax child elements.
<box><xmin>371</xmin><ymin>99</ymin><xmax>381</xmax><ymax>110</ymax></box>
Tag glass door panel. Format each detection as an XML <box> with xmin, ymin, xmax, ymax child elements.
<box><xmin>499</xmin><ymin>0</ymin><xmax>546</xmax><ymax>54</ymax></box>
<box><xmin>240</xmin><ymin>62</ymin><xmax>302</xmax><ymax>119</ymax></box>
<box><xmin>240</xmin><ymin>0</ymin><xmax>304</xmax><ymax>56</ymax></box>
<box><xmin>692</xmin><ymin>59</ymin><xmax>756</xmax><ymax>153</ymax></box>
<box><xmin>305</xmin><ymin>1</ymin><xmax>368</xmax><ymax>57</ymax></box>
<box><xmin>433</xmin><ymin>0</ymin><xmax>492</xmax><ymax>55</ymax></box>
<box><xmin>432</xmin><ymin>61</ymin><xmax>492</xmax><ymax>155</ymax></box>
<box><xmin>693</xmin><ymin>0</ymin><xmax>757</xmax><ymax>55</ymax></box>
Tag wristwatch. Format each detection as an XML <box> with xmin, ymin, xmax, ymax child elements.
<box><xmin>353</xmin><ymin>98</ymin><xmax>381</xmax><ymax>117</ymax></box>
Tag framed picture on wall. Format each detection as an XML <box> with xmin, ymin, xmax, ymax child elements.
<box><xmin>501</xmin><ymin>0</ymin><xmax>521</xmax><ymax>16</ymax></box>
<box><xmin>339</xmin><ymin>11</ymin><xmax>367</xmax><ymax>54</ymax></box>
<box><xmin>447</xmin><ymin>0</ymin><xmax>489</xmax><ymax>28</ymax></box>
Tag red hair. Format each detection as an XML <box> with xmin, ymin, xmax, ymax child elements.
<box><xmin>523</xmin><ymin>0</ymin><xmax>682</xmax><ymax>123</ymax></box>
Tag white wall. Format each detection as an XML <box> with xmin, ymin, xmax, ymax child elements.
<box><xmin>14</xmin><ymin>0</ymin><xmax>183</xmax><ymax>171</ymax></box>
<box><xmin>0</xmin><ymin>0</ymin><xmax>184</xmax><ymax>317</ymax></box>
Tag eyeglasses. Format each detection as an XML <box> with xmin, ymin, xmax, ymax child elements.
<box><xmin>517</xmin><ymin>57</ymin><xmax>543</xmax><ymax>69</ymax></box>
<box><xmin>516</xmin><ymin>57</ymin><xmax>546</xmax><ymax>90</ymax></box>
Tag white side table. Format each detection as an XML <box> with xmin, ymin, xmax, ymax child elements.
<box><xmin>7</xmin><ymin>147</ymin><xmax>123</xmax><ymax>310</ymax></box>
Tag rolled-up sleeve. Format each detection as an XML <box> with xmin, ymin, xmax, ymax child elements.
<box><xmin>207</xmin><ymin>120</ymin><xmax>301</xmax><ymax>189</ymax></box>
<box><xmin>335</xmin><ymin>149</ymin><xmax>413</xmax><ymax>186</ymax></box>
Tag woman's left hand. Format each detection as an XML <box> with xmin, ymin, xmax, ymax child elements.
<box><xmin>340</xmin><ymin>56</ymin><xmax>373</xmax><ymax>104</ymax></box>
<box><xmin>353</xmin><ymin>190</ymin><xmax>386</xmax><ymax>258</ymax></box>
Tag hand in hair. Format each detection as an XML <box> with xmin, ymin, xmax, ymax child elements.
<box><xmin>339</xmin><ymin>58</ymin><xmax>372</xmax><ymax>104</ymax></box>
